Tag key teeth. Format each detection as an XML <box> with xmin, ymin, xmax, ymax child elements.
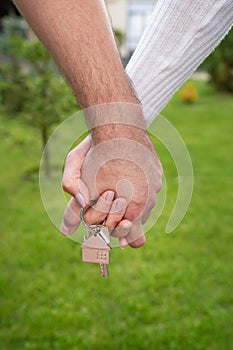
<box><xmin>100</xmin><ymin>263</ymin><xmax>108</xmax><ymax>277</ymax></box>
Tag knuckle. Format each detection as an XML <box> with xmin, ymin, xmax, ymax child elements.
<box><xmin>61</xmin><ymin>178</ymin><xmax>73</xmax><ymax>194</ymax></box>
<box><xmin>111</xmin><ymin>227</ymin><xmax>127</xmax><ymax>238</ymax></box>
<box><xmin>85</xmin><ymin>211</ymin><xmax>104</xmax><ymax>225</ymax></box>
<box><xmin>106</xmin><ymin>218</ymin><xmax>114</xmax><ymax>228</ymax></box>
<box><xmin>129</xmin><ymin>236</ymin><xmax>146</xmax><ymax>248</ymax></box>
<box><xmin>65</xmin><ymin>150</ymin><xmax>74</xmax><ymax>164</ymax></box>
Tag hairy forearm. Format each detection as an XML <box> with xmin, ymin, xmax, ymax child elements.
<box><xmin>13</xmin><ymin>0</ymin><xmax>138</xmax><ymax>108</ymax></box>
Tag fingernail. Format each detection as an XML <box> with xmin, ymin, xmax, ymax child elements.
<box><xmin>122</xmin><ymin>222</ymin><xmax>132</xmax><ymax>230</ymax></box>
<box><xmin>115</xmin><ymin>198</ymin><xmax>127</xmax><ymax>212</ymax></box>
<box><xmin>75</xmin><ymin>193</ymin><xmax>86</xmax><ymax>207</ymax></box>
<box><xmin>105</xmin><ymin>191</ymin><xmax>115</xmax><ymax>202</ymax></box>
<box><xmin>60</xmin><ymin>223</ymin><xmax>73</xmax><ymax>236</ymax></box>
<box><xmin>120</xmin><ymin>237</ymin><xmax>128</xmax><ymax>249</ymax></box>
<box><xmin>61</xmin><ymin>222</ymin><xmax>78</xmax><ymax>236</ymax></box>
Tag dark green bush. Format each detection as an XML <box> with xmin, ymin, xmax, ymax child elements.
<box><xmin>204</xmin><ymin>27</ymin><xmax>233</xmax><ymax>93</ymax></box>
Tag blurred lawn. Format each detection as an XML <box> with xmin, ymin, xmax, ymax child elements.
<box><xmin>0</xmin><ymin>81</ymin><xmax>232</xmax><ymax>350</ymax></box>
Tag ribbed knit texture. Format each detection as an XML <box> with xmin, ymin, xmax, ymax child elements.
<box><xmin>126</xmin><ymin>0</ymin><xmax>233</xmax><ymax>126</ymax></box>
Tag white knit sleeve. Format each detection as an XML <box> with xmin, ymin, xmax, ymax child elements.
<box><xmin>126</xmin><ymin>0</ymin><xmax>233</xmax><ymax>126</ymax></box>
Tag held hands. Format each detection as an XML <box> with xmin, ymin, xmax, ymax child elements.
<box><xmin>61</xmin><ymin>135</ymin><xmax>133</xmax><ymax>248</ymax></box>
<box><xmin>61</xmin><ymin>104</ymin><xmax>162</xmax><ymax>248</ymax></box>
<box><xmin>61</xmin><ymin>124</ymin><xmax>163</xmax><ymax>248</ymax></box>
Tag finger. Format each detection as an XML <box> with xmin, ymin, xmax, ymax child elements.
<box><xmin>62</xmin><ymin>135</ymin><xmax>92</xmax><ymax>203</ymax></box>
<box><xmin>126</xmin><ymin>221</ymin><xmax>146</xmax><ymax>248</ymax></box>
<box><xmin>105</xmin><ymin>198</ymin><xmax>127</xmax><ymax>234</ymax></box>
<box><xmin>66</xmin><ymin>134</ymin><xmax>92</xmax><ymax>172</ymax></box>
<box><xmin>141</xmin><ymin>193</ymin><xmax>157</xmax><ymax>224</ymax></box>
<box><xmin>75</xmin><ymin>178</ymin><xmax>89</xmax><ymax>208</ymax></box>
<box><xmin>60</xmin><ymin>197</ymin><xmax>81</xmax><ymax>235</ymax></box>
<box><xmin>110</xmin><ymin>219</ymin><xmax>132</xmax><ymax>239</ymax></box>
<box><xmin>61</xmin><ymin>190</ymin><xmax>115</xmax><ymax>235</ymax></box>
<box><xmin>111</xmin><ymin>219</ymin><xmax>132</xmax><ymax>248</ymax></box>
<box><xmin>119</xmin><ymin>236</ymin><xmax>128</xmax><ymax>249</ymax></box>
<box><xmin>84</xmin><ymin>190</ymin><xmax>115</xmax><ymax>225</ymax></box>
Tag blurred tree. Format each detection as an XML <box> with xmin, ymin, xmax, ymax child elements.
<box><xmin>0</xmin><ymin>17</ymin><xmax>78</xmax><ymax>176</ymax></box>
<box><xmin>113</xmin><ymin>28</ymin><xmax>125</xmax><ymax>48</ymax></box>
<box><xmin>0</xmin><ymin>17</ymin><xmax>28</xmax><ymax>111</ymax></box>
<box><xmin>204</xmin><ymin>27</ymin><xmax>233</xmax><ymax>93</ymax></box>
<box><xmin>0</xmin><ymin>0</ymin><xmax>20</xmax><ymax>32</ymax></box>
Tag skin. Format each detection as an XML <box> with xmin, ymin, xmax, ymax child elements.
<box><xmin>13</xmin><ymin>0</ymin><xmax>162</xmax><ymax>247</ymax></box>
<box><xmin>62</xmin><ymin>134</ymin><xmax>162</xmax><ymax>246</ymax></box>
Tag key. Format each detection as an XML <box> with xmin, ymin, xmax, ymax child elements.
<box><xmin>100</xmin><ymin>262</ymin><xmax>108</xmax><ymax>277</ymax></box>
<box><xmin>81</xmin><ymin>225</ymin><xmax>111</xmax><ymax>277</ymax></box>
<box><xmin>80</xmin><ymin>209</ymin><xmax>111</xmax><ymax>277</ymax></box>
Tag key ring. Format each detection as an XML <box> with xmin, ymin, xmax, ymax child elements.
<box><xmin>80</xmin><ymin>207</ymin><xmax>101</xmax><ymax>234</ymax></box>
<box><xmin>80</xmin><ymin>207</ymin><xmax>111</xmax><ymax>245</ymax></box>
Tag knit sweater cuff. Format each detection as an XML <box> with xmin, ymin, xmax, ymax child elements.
<box><xmin>126</xmin><ymin>0</ymin><xmax>233</xmax><ymax>126</ymax></box>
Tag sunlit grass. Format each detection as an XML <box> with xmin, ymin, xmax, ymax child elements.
<box><xmin>0</xmin><ymin>80</ymin><xmax>232</xmax><ymax>350</ymax></box>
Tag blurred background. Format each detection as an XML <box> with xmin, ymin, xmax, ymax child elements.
<box><xmin>0</xmin><ymin>1</ymin><xmax>233</xmax><ymax>349</ymax></box>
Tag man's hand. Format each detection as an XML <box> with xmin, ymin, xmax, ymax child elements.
<box><xmin>61</xmin><ymin>135</ymin><xmax>132</xmax><ymax>249</ymax></box>
<box><xmin>61</xmin><ymin>121</ymin><xmax>163</xmax><ymax>248</ymax></box>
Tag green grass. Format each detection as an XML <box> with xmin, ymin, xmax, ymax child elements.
<box><xmin>0</xmin><ymin>81</ymin><xmax>233</xmax><ymax>350</ymax></box>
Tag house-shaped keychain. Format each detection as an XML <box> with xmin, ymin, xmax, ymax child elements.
<box><xmin>81</xmin><ymin>226</ymin><xmax>111</xmax><ymax>265</ymax></box>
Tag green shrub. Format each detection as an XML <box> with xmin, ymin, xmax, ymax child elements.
<box><xmin>204</xmin><ymin>27</ymin><xmax>233</xmax><ymax>93</ymax></box>
<box><xmin>0</xmin><ymin>16</ymin><xmax>79</xmax><ymax>176</ymax></box>
<box><xmin>113</xmin><ymin>28</ymin><xmax>125</xmax><ymax>48</ymax></box>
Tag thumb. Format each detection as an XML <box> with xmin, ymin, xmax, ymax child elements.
<box><xmin>62</xmin><ymin>135</ymin><xmax>91</xmax><ymax>205</ymax></box>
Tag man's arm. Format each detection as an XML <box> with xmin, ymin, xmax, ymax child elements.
<box><xmin>14</xmin><ymin>0</ymin><xmax>162</xmax><ymax>247</ymax></box>
<box><xmin>13</xmin><ymin>0</ymin><xmax>137</xmax><ymax>108</ymax></box>
<box><xmin>13</xmin><ymin>0</ymin><xmax>148</xmax><ymax>153</ymax></box>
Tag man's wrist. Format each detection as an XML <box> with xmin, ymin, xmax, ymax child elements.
<box><xmin>85</xmin><ymin>102</ymin><xmax>146</xmax><ymax>136</ymax></box>
<box><xmin>91</xmin><ymin>123</ymin><xmax>146</xmax><ymax>142</ymax></box>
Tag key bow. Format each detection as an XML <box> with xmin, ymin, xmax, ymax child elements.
<box><xmin>80</xmin><ymin>208</ymin><xmax>111</xmax><ymax>277</ymax></box>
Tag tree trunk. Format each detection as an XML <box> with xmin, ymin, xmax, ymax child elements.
<box><xmin>41</xmin><ymin>126</ymin><xmax>50</xmax><ymax>177</ymax></box>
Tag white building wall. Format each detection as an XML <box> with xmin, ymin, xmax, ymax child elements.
<box><xmin>106</xmin><ymin>0</ymin><xmax>128</xmax><ymax>55</ymax></box>
<box><xmin>106</xmin><ymin>0</ymin><xmax>128</xmax><ymax>33</ymax></box>
<box><xmin>106</xmin><ymin>0</ymin><xmax>156</xmax><ymax>56</ymax></box>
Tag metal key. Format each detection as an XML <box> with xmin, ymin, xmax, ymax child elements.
<box><xmin>80</xmin><ymin>208</ymin><xmax>111</xmax><ymax>277</ymax></box>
